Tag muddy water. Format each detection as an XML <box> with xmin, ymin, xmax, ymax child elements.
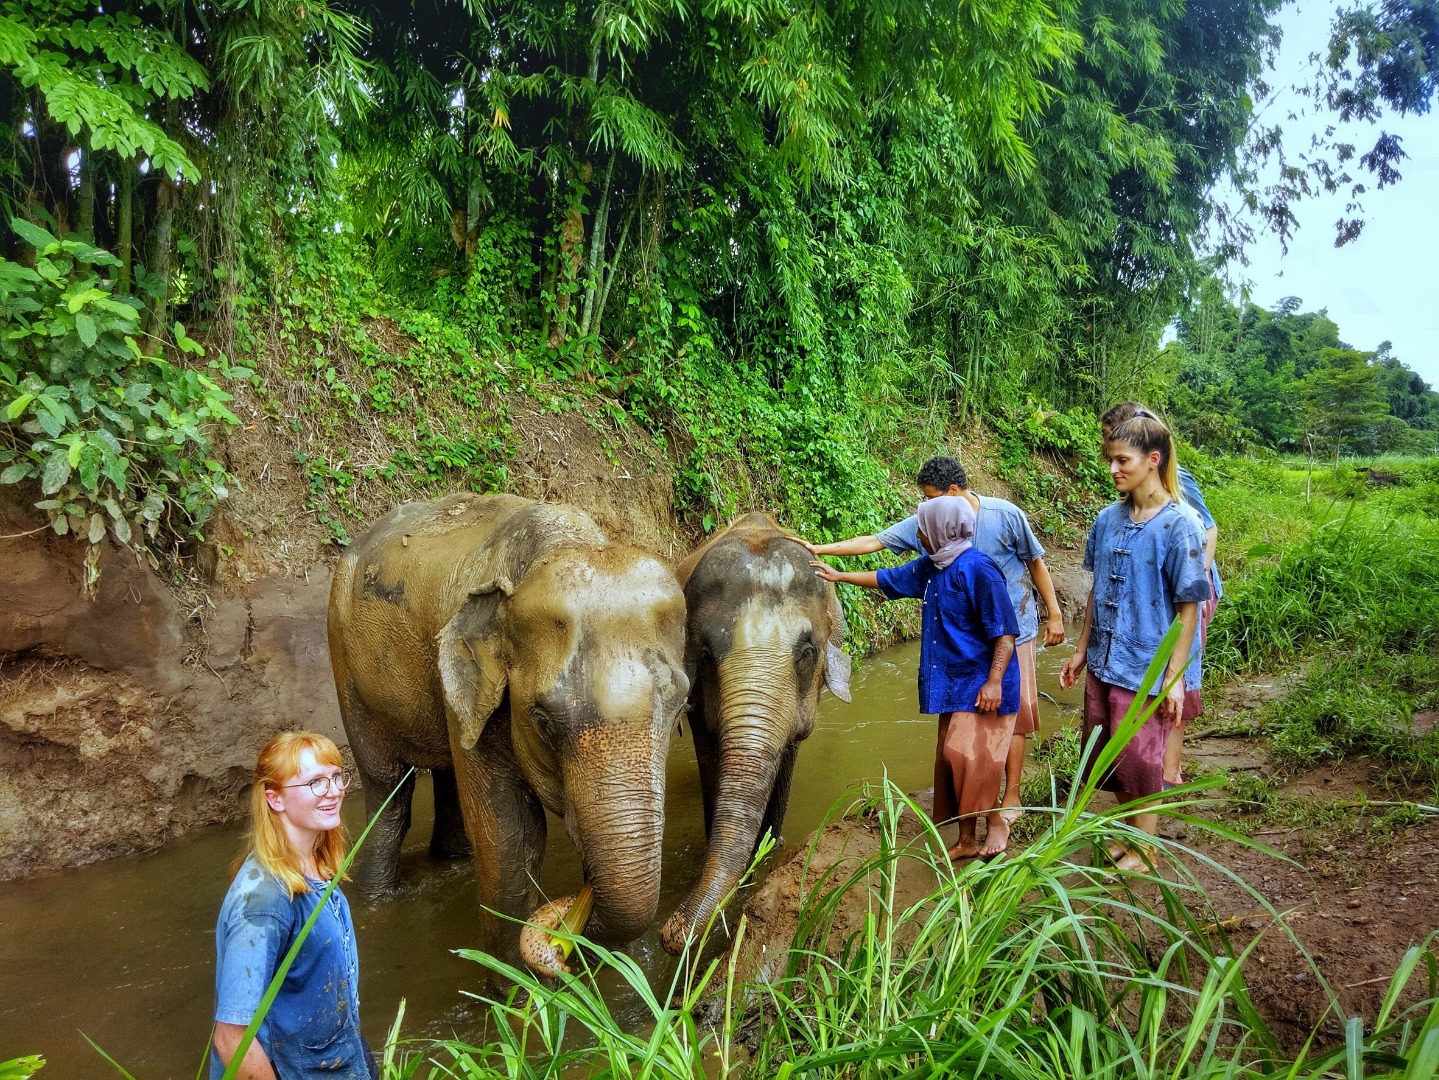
<box><xmin>0</xmin><ymin>638</ymin><xmax>1082</xmax><ymax>1076</ymax></box>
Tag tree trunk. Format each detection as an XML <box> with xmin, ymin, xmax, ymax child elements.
<box><xmin>143</xmin><ymin>177</ymin><xmax>176</xmax><ymax>344</ymax></box>
<box><xmin>593</xmin><ymin>201</ymin><xmax>635</xmax><ymax>341</ymax></box>
<box><xmin>117</xmin><ymin>166</ymin><xmax>134</xmax><ymax>294</ymax></box>
<box><xmin>579</xmin><ymin>155</ymin><xmax>615</xmax><ymax>338</ymax></box>
<box><xmin>75</xmin><ymin>149</ymin><xmax>95</xmax><ymax>241</ymax></box>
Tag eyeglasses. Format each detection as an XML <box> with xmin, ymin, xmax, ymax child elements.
<box><xmin>281</xmin><ymin>769</ymin><xmax>354</xmax><ymax>797</ymax></box>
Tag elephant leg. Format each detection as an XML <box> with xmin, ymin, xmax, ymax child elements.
<box><xmin>451</xmin><ymin>712</ymin><xmax>547</xmax><ymax>967</ymax></box>
<box><xmin>429</xmin><ymin>768</ymin><xmax>472</xmax><ymax>861</ymax></box>
<box><xmin>341</xmin><ymin>691</ymin><xmax>414</xmax><ymax>896</ymax></box>
<box><xmin>757</xmin><ymin>742</ymin><xmax>799</xmax><ymax>852</ymax></box>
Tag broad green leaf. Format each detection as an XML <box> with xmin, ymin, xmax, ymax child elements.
<box><xmin>111</xmin><ymin>515</ymin><xmax>131</xmax><ymax>544</ymax></box>
<box><xmin>4</xmin><ymin>393</ymin><xmax>33</xmax><ymax>419</ymax></box>
<box><xmin>40</xmin><ymin>451</ymin><xmax>72</xmax><ymax>494</ymax></box>
<box><xmin>0</xmin><ymin>462</ymin><xmax>32</xmax><ymax>484</ymax></box>
<box><xmin>87</xmin><ymin>513</ymin><xmax>105</xmax><ymax>543</ymax></box>
<box><xmin>9</xmin><ymin>217</ymin><xmax>57</xmax><ymax>252</ymax></box>
<box><xmin>75</xmin><ymin>312</ymin><xmax>97</xmax><ymax>347</ymax></box>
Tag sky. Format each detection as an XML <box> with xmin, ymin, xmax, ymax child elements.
<box><xmin>1223</xmin><ymin>0</ymin><xmax>1439</xmax><ymax>385</ymax></box>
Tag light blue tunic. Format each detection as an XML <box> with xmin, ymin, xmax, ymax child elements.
<box><xmin>1082</xmin><ymin>500</ymin><xmax>1212</xmax><ymax>693</ymax></box>
<box><xmin>212</xmin><ymin>854</ymin><xmax>370</xmax><ymax>1079</ymax></box>
<box><xmin>1177</xmin><ymin>465</ymin><xmax>1223</xmax><ymax>600</ymax></box>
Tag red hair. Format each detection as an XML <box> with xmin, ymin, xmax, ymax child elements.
<box><xmin>236</xmin><ymin>731</ymin><xmax>349</xmax><ymax>897</ymax></box>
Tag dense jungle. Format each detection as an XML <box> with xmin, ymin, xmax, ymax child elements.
<box><xmin>2</xmin><ymin>0</ymin><xmax>1439</xmax><ymax>1075</ymax></box>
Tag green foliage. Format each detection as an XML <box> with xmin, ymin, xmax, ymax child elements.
<box><xmin>0</xmin><ymin>1</ymin><xmax>203</xmax><ymax>185</ymax></box>
<box><xmin>0</xmin><ymin>219</ymin><xmax>236</xmax><ymax>558</ymax></box>
<box><xmin>992</xmin><ymin>404</ymin><xmax>1111</xmax><ymax>534</ymax></box>
<box><xmin>1260</xmin><ymin>651</ymin><xmax>1439</xmax><ymax>780</ymax></box>
<box><xmin>0</xmin><ymin>1057</ymin><xmax>44</xmax><ymax>1080</ymax></box>
<box><xmin>1169</xmin><ymin>283</ymin><xmax>1439</xmax><ymax>454</ymax></box>
<box><xmin>378</xmin><ymin>773</ymin><xmax>1439</xmax><ymax>1080</ymax></box>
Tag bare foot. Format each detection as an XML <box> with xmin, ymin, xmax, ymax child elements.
<box><xmin>997</xmin><ymin>805</ymin><xmax>1023</xmax><ymax>825</ymax></box>
<box><xmin>946</xmin><ymin>842</ymin><xmax>980</xmax><ymax>861</ymax></box>
<box><xmin>1110</xmin><ymin>845</ymin><xmax>1150</xmax><ymax>873</ymax></box>
<box><xmin>980</xmin><ymin>816</ymin><xmax>1010</xmax><ymax>858</ymax></box>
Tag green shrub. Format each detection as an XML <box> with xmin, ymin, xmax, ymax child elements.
<box><xmin>0</xmin><ymin>219</ymin><xmax>238</xmax><ymax>565</ymax></box>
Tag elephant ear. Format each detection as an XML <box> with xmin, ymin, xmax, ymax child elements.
<box><xmin>437</xmin><ymin>578</ymin><xmax>513</xmax><ymax>751</ymax></box>
<box><xmin>822</xmin><ymin>584</ymin><xmax>852</xmax><ymax>703</ymax></box>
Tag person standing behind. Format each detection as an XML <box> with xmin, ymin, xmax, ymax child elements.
<box><xmin>799</xmin><ymin>456</ymin><xmax>1066</xmax><ymax>849</ymax></box>
<box><xmin>1099</xmin><ymin>402</ymin><xmax>1221</xmax><ymax>787</ymax></box>
<box><xmin>211</xmin><ymin>731</ymin><xmax>376</xmax><ymax>1080</ymax></box>
<box><xmin>812</xmin><ymin>495</ymin><xmax>1021</xmax><ymax>859</ymax></box>
<box><xmin>1058</xmin><ymin>415</ymin><xmax>1211</xmax><ymax>872</ymax></box>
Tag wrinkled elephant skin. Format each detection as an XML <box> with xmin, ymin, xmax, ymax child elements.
<box><xmin>661</xmin><ymin>513</ymin><xmax>851</xmax><ymax>954</ymax></box>
<box><xmin>327</xmin><ymin>494</ymin><xmax>689</xmax><ymax>961</ymax></box>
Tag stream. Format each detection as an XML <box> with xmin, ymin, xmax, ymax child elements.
<box><xmin>0</xmin><ymin>636</ymin><xmax>1082</xmax><ymax>1076</ymax></box>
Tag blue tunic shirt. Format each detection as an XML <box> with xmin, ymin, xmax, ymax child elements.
<box><xmin>1082</xmin><ymin>500</ymin><xmax>1212</xmax><ymax>694</ymax></box>
<box><xmin>876</xmin><ymin>495</ymin><xmax>1047</xmax><ymax>644</ymax></box>
<box><xmin>1177</xmin><ymin>465</ymin><xmax>1223</xmax><ymax>600</ymax></box>
<box><xmin>212</xmin><ymin>854</ymin><xmax>371</xmax><ymax>1080</ymax></box>
<box><xmin>876</xmin><ymin>548</ymin><xmax>1021</xmax><ymax>714</ymax></box>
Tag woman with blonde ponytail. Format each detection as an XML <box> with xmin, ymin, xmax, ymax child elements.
<box><xmin>1059</xmin><ymin>416</ymin><xmax>1212</xmax><ymax>872</ymax></box>
<box><xmin>211</xmin><ymin>731</ymin><xmax>377</xmax><ymax>1079</ymax></box>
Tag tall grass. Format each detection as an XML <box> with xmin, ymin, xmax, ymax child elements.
<box><xmin>379</xmin><ymin>640</ymin><xmax>1439</xmax><ymax>1079</ymax></box>
<box><xmin>384</xmin><ymin>773</ymin><xmax>1439</xmax><ymax>1079</ymax></box>
<box><xmin>1202</xmin><ymin>459</ymin><xmax>1439</xmax><ymax>783</ymax></box>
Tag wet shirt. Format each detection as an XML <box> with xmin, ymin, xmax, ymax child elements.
<box><xmin>876</xmin><ymin>547</ymin><xmax>1021</xmax><ymax>714</ymax></box>
<box><xmin>875</xmin><ymin>496</ymin><xmax>1046</xmax><ymax>643</ymax></box>
<box><xmin>1083</xmin><ymin>500</ymin><xmax>1212</xmax><ymax>694</ymax></box>
<box><xmin>1178</xmin><ymin>466</ymin><xmax>1223</xmax><ymax>600</ymax></box>
<box><xmin>212</xmin><ymin>854</ymin><xmax>370</xmax><ymax>1080</ymax></box>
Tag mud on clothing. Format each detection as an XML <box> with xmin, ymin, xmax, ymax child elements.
<box><xmin>212</xmin><ymin>854</ymin><xmax>374</xmax><ymax>1080</ymax></box>
<box><xmin>1177</xmin><ymin>465</ymin><xmax>1223</xmax><ymax>601</ymax></box>
<box><xmin>877</xmin><ymin>496</ymin><xmax>1047</xmax><ymax>645</ymax></box>
<box><xmin>876</xmin><ymin>547</ymin><xmax>1021</xmax><ymax>715</ymax></box>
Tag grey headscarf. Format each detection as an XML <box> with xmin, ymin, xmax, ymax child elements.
<box><xmin>917</xmin><ymin>495</ymin><xmax>976</xmax><ymax>570</ymax></box>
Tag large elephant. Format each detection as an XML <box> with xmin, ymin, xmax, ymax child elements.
<box><xmin>327</xmin><ymin>493</ymin><xmax>689</xmax><ymax>959</ymax></box>
<box><xmin>661</xmin><ymin>513</ymin><xmax>852</xmax><ymax>954</ymax></box>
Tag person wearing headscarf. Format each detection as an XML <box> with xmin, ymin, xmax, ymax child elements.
<box><xmin>813</xmin><ymin>495</ymin><xmax>1021</xmax><ymax>858</ymax></box>
<box><xmin>795</xmin><ymin>455</ymin><xmax>1066</xmax><ymax>833</ymax></box>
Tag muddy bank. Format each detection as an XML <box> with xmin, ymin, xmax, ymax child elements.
<box><xmin>0</xmin><ymin>485</ymin><xmax>340</xmax><ymax>880</ymax></box>
<box><xmin>0</xmin><ymin>395</ymin><xmax>691</xmax><ymax>882</ymax></box>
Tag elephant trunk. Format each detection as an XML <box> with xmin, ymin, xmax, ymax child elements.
<box><xmin>661</xmin><ymin>652</ymin><xmax>794</xmax><ymax>954</ymax></box>
<box><xmin>564</xmin><ymin>734</ymin><xmax>667</xmax><ymax>944</ymax></box>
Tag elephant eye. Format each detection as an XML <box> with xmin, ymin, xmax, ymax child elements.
<box><xmin>529</xmin><ymin>704</ymin><xmax>558</xmax><ymax>740</ymax></box>
<box><xmin>793</xmin><ymin>638</ymin><xmax>820</xmax><ymax>684</ymax></box>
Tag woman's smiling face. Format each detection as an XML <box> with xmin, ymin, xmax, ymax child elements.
<box><xmin>1105</xmin><ymin>439</ymin><xmax>1161</xmax><ymax>494</ymax></box>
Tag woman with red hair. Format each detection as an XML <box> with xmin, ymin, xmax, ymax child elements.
<box><xmin>210</xmin><ymin>731</ymin><xmax>376</xmax><ymax>1079</ymax></box>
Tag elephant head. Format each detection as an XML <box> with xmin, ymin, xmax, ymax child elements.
<box><xmin>661</xmin><ymin>513</ymin><xmax>851</xmax><ymax>954</ymax></box>
<box><xmin>432</xmin><ymin>504</ymin><xmax>690</xmax><ymax>944</ymax></box>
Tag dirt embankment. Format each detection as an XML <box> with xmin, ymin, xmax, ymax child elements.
<box><xmin>0</xmin><ymin>392</ymin><xmax>688</xmax><ymax>881</ymax></box>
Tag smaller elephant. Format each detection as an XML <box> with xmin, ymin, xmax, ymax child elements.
<box><xmin>327</xmin><ymin>494</ymin><xmax>690</xmax><ymax>962</ymax></box>
<box><xmin>662</xmin><ymin>513</ymin><xmax>851</xmax><ymax>954</ymax></box>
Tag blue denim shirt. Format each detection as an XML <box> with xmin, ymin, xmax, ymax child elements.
<box><xmin>877</xmin><ymin>548</ymin><xmax>1021</xmax><ymax>714</ymax></box>
<box><xmin>876</xmin><ymin>495</ymin><xmax>1046</xmax><ymax>644</ymax></box>
<box><xmin>212</xmin><ymin>855</ymin><xmax>370</xmax><ymax>1080</ymax></box>
<box><xmin>1083</xmin><ymin>500</ymin><xmax>1212</xmax><ymax>693</ymax></box>
<box><xmin>1177</xmin><ymin>466</ymin><xmax>1223</xmax><ymax>600</ymax></box>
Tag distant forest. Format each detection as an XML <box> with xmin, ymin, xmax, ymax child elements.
<box><xmin>1167</xmin><ymin>284</ymin><xmax>1439</xmax><ymax>456</ymax></box>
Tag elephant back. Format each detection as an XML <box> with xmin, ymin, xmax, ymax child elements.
<box><xmin>337</xmin><ymin>494</ymin><xmax>607</xmax><ymax>632</ymax></box>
